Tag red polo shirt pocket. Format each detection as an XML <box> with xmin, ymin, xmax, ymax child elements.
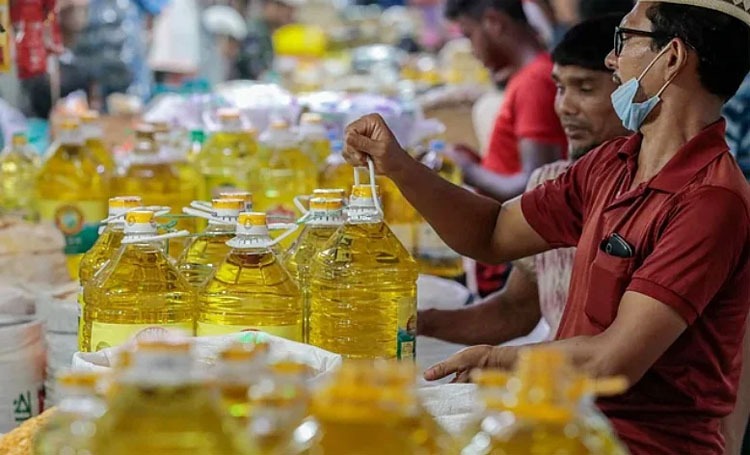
<box><xmin>585</xmin><ymin>250</ymin><xmax>636</xmax><ymax>328</ymax></box>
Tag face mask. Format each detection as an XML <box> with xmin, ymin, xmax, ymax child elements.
<box><xmin>611</xmin><ymin>45</ymin><xmax>677</xmax><ymax>131</ymax></box>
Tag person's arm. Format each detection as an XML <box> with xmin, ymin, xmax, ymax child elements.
<box><xmin>418</xmin><ymin>266</ymin><xmax>541</xmax><ymax>345</ymax></box>
<box><xmin>462</xmin><ymin>139</ymin><xmax>563</xmax><ymax>203</ymax></box>
<box><xmin>345</xmin><ymin>114</ymin><xmax>554</xmax><ymax>264</ymax></box>
<box><xmin>722</xmin><ymin>320</ymin><xmax>750</xmax><ymax>455</ymax></box>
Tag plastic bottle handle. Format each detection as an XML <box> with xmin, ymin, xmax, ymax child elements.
<box><xmin>121</xmin><ymin>230</ymin><xmax>191</xmax><ymax>245</ymax></box>
<box><xmin>352</xmin><ymin>159</ymin><xmax>383</xmax><ymax>215</ymax></box>
<box><xmin>294</xmin><ymin>195</ymin><xmax>311</xmax><ymax>215</ymax></box>
<box><xmin>182</xmin><ymin>207</ymin><xmax>231</xmax><ymax>225</ymax></box>
<box><xmin>190</xmin><ymin>201</ymin><xmax>213</xmax><ymax>211</ymax></box>
<box><xmin>266</xmin><ymin>223</ymin><xmax>300</xmax><ymax>247</ymax></box>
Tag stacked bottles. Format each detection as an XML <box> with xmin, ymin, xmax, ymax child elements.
<box><xmin>319</xmin><ymin>140</ymin><xmax>354</xmax><ymax>196</ymax></box>
<box><xmin>197</xmin><ymin>212</ymin><xmax>303</xmax><ymax>340</ymax></box>
<box><xmin>216</xmin><ymin>341</ymin><xmax>270</xmax><ymax>425</ymax></box>
<box><xmin>285</xmin><ymin>196</ymin><xmax>346</xmax><ymax>342</ymax></box>
<box><xmin>309</xmin><ymin>184</ymin><xmax>418</xmax><ymax>360</ymax></box>
<box><xmin>36</xmin><ymin>118</ymin><xmax>109</xmax><ymax>280</ymax></box>
<box><xmin>93</xmin><ymin>339</ymin><xmax>253</xmax><ymax>455</ymax></box>
<box><xmin>178</xmin><ymin>198</ymin><xmax>245</xmax><ymax>287</ymax></box>
<box><xmin>80</xmin><ymin>110</ymin><xmax>115</xmax><ymax>173</ymax></box>
<box><xmin>298</xmin><ymin>113</ymin><xmax>330</xmax><ymax>169</ymax></box>
<box><xmin>33</xmin><ymin>372</ymin><xmax>106</xmax><ymax>455</ymax></box>
<box><xmin>255</xmin><ymin>119</ymin><xmax>317</xmax><ymax>225</ymax></box>
<box><xmin>414</xmin><ymin>140</ymin><xmax>464</xmax><ymax>279</ymax></box>
<box><xmin>198</xmin><ymin>108</ymin><xmax>257</xmax><ymax>199</ymax></box>
<box><xmin>462</xmin><ymin>348</ymin><xmax>629</xmax><ymax>455</ymax></box>
<box><xmin>311</xmin><ymin>361</ymin><xmax>446</xmax><ymax>454</ymax></box>
<box><xmin>80</xmin><ymin>210</ymin><xmax>194</xmax><ymax>352</ymax></box>
<box><xmin>0</xmin><ymin>132</ymin><xmax>39</xmax><ymax>220</ymax></box>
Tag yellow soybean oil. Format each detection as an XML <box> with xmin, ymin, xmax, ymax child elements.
<box><xmin>379</xmin><ymin>176</ymin><xmax>418</xmax><ymax>254</ymax></box>
<box><xmin>80</xmin><ymin>110</ymin><xmax>115</xmax><ymax>173</ymax></box>
<box><xmin>36</xmin><ymin>118</ymin><xmax>109</xmax><ymax>281</ymax></box>
<box><xmin>177</xmin><ymin>198</ymin><xmax>245</xmax><ymax>287</ymax></box>
<box><xmin>298</xmin><ymin>112</ymin><xmax>330</xmax><ymax>169</ymax></box>
<box><xmin>94</xmin><ymin>339</ymin><xmax>254</xmax><ymax>455</ymax></box>
<box><xmin>462</xmin><ymin>348</ymin><xmax>629</xmax><ymax>455</ymax></box>
<box><xmin>197</xmin><ymin>212</ymin><xmax>303</xmax><ymax>341</ymax></box>
<box><xmin>80</xmin><ymin>211</ymin><xmax>194</xmax><ymax>352</ymax></box>
<box><xmin>285</xmin><ymin>197</ymin><xmax>345</xmax><ymax>342</ymax></box>
<box><xmin>216</xmin><ymin>341</ymin><xmax>270</xmax><ymax>425</ymax></box>
<box><xmin>414</xmin><ymin>140</ymin><xmax>464</xmax><ymax>279</ymax></box>
<box><xmin>309</xmin><ymin>185</ymin><xmax>418</xmax><ymax>360</ymax></box>
<box><xmin>0</xmin><ymin>132</ymin><xmax>39</xmax><ymax>220</ymax></box>
<box><xmin>255</xmin><ymin>119</ymin><xmax>317</xmax><ymax>226</ymax></box>
<box><xmin>198</xmin><ymin>108</ymin><xmax>257</xmax><ymax>199</ymax></box>
<box><xmin>319</xmin><ymin>140</ymin><xmax>354</xmax><ymax>197</ymax></box>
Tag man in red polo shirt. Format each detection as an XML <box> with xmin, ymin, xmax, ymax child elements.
<box><xmin>343</xmin><ymin>1</ymin><xmax>750</xmax><ymax>453</ymax></box>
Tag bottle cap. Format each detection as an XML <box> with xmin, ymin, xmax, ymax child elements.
<box><xmin>109</xmin><ymin>196</ymin><xmax>142</xmax><ymax>210</ymax></box>
<box><xmin>313</xmin><ymin>188</ymin><xmax>346</xmax><ymax>200</ymax></box>
<box><xmin>218</xmin><ymin>107</ymin><xmax>241</xmax><ymax>121</ymax></box>
<box><xmin>59</xmin><ymin>117</ymin><xmax>80</xmax><ymax>130</ymax></box>
<box><xmin>300</xmin><ymin>112</ymin><xmax>323</xmax><ymax>125</ymax></box>
<box><xmin>219</xmin><ymin>191</ymin><xmax>253</xmax><ymax>211</ymax></box>
<box><xmin>124</xmin><ymin>211</ymin><xmax>157</xmax><ymax>235</ymax></box>
<box><xmin>429</xmin><ymin>139</ymin><xmax>446</xmax><ymax>152</ymax></box>
<box><xmin>309</xmin><ymin>197</ymin><xmax>343</xmax><ymax>212</ymax></box>
<box><xmin>211</xmin><ymin>198</ymin><xmax>244</xmax><ymax>220</ymax></box>
<box><xmin>80</xmin><ymin>110</ymin><xmax>100</xmax><ymax>123</ymax></box>
<box><xmin>11</xmin><ymin>133</ymin><xmax>27</xmax><ymax>146</ymax></box>
<box><xmin>351</xmin><ymin>184</ymin><xmax>378</xmax><ymax>200</ymax></box>
<box><xmin>239</xmin><ymin>212</ymin><xmax>267</xmax><ymax>227</ymax></box>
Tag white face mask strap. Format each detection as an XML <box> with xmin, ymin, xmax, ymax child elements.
<box><xmin>655</xmin><ymin>71</ymin><xmax>680</xmax><ymax>98</ymax></box>
<box><xmin>637</xmin><ymin>43</ymin><xmax>671</xmax><ymax>82</ymax></box>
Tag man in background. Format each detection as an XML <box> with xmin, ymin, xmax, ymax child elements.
<box><xmin>419</xmin><ymin>14</ymin><xmax>626</xmax><ymax>345</ymax></box>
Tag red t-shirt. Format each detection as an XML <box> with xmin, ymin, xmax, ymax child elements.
<box><xmin>482</xmin><ymin>52</ymin><xmax>568</xmax><ymax>176</ymax></box>
<box><xmin>521</xmin><ymin>120</ymin><xmax>750</xmax><ymax>454</ymax></box>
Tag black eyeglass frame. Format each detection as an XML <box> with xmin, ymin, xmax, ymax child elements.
<box><xmin>614</xmin><ymin>26</ymin><xmax>672</xmax><ymax>56</ymax></box>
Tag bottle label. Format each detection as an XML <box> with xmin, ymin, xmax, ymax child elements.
<box><xmin>196</xmin><ymin>322</ymin><xmax>303</xmax><ymax>342</ymax></box>
<box><xmin>390</xmin><ymin>223</ymin><xmax>414</xmax><ymax>252</ymax></box>
<box><xmin>89</xmin><ymin>322</ymin><xmax>194</xmax><ymax>352</ymax></box>
<box><xmin>416</xmin><ymin>222</ymin><xmax>461</xmax><ymax>260</ymax></box>
<box><xmin>397</xmin><ymin>296</ymin><xmax>417</xmax><ymax>361</ymax></box>
<box><xmin>38</xmin><ymin>200</ymin><xmax>105</xmax><ymax>256</ymax></box>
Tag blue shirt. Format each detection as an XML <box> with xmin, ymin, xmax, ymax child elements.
<box><xmin>723</xmin><ymin>73</ymin><xmax>750</xmax><ymax>180</ymax></box>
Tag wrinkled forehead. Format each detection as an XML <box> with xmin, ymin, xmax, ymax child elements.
<box><xmin>622</xmin><ymin>2</ymin><xmax>655</xmax><ymax>29</ymax></box>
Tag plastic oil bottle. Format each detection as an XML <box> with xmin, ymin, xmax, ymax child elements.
<box><xmin>255</xmin><ymin>119</ymin><xmax>317</xmax><ymax>226</ymax></box>
<box><xmin>36</xmin><ymin>118</ymin><xmax>110</xmax><ymax>281</ymax></box>
<box><xmin>285</xmin><ymin>197</ymin><xmax>345</xmax><ymax>342</ymax></box>
<box><xmin>379</xmin><ymin>175</ymin><xmax>418</xmax><ymax>254</ymax></box>
<box><xmin>0</xmin><ymin>132</ymin><xmax>40</xmax><ymax>220</ymax></box>
<box><xmin>414</xmin><ymin>140</ymin><xmax>464</xmax><ymax>279</ymax></box>
<box><xmin>93</xmin><ymin>339</ymin><xmax>254</xmax><ymax>455</ymax></box>
<box><xmin>197</xmin><ymin>212</ymin><xmax>303</xmax><ymax>340</ymax></box>
<box><xmin>319</xmin><ymin>139</ymin><xmax>354</xmax><ymax>197</ymax></box>
<box><xmin>198</xmin><ymin>108</ymin><xmax>257</xmax><ymax>199</ymax></box>
<box><xmin>309</xmin><ymin>184</ymin><xmax>419</xmax><ymax>360</ymax></box>
<box><xmin>177</xmin><ymin>198</ymin><xmax>245</xmax><ymax>287</ymax></box>
<box><xmin>80</xmin><ymin>110</ymin><xmax>116</xmax><ymax>174</ymax></box>
<box><xmin>80</xmin><ymin>210</ymin><xmax>194</xmax><ymax>352</ymax></box>
<box><xmin>298</xmin><ymin>112</ymin><xmax>330</xmax><ymax>170</ymax></box>
<box><xmin>216</xmin><ymin>341</ymin><xmax>270</xmax><ymax>425</ymax></box>
<box><xmin>461</xmin><ymin>347</ymin><xmax>630</xmax><ymax>455</ymax></box>
<box><xmin>219</xmin><ymin>191</ymin><xmax>254</xmax><ymax>212</ymax></box>
<box><xmin>33</xmin><ymin>371</ymin><xmax>107</xmax><ymax>455</ymax></box>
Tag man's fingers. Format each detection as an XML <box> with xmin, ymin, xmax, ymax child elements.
<box><xmin>424</xmin><ymin>356</ymin><xmax>461</xmax><ymax>381</ymax></box>
<box><xmin>345</xmin><ymin>132</ymin><xmax>381</xmax><ymax>156</ymax></box>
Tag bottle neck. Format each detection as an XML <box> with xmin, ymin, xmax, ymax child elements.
<box><xmin>306</xmin><ymin>210</ymin><xmax>345</xmax><ymax>227</ymax></box>
<box><xmin>346</xmin><ymin>206</ymin><xmax>382</xmax><ymax>224</ymax></box>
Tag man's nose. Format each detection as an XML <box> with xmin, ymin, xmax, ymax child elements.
<box><xmin>605</xmin><ymin>49</ymin><xmax>618</xmax><ymax>72</ymax></box>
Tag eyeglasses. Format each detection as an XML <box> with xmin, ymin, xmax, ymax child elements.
<box><xmin>614</xmin><ymin>26</ymin><xmax>670</xmax><ymax>56</ymax></box>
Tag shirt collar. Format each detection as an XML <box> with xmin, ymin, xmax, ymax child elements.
<box><xmin>616</xmin><ymin>119</ymin><xmax>729</xmax><ymax>193</ymax></box>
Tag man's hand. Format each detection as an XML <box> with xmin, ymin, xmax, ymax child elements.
<box><xmin>424</xmin><ymin>345</ymin><xmax>512</xmax><ymax>383</ymax></box>
<box><xmin>344</xmin><ymin>114</ymin><xmax>413</xmax><ymax>177</ymax></box>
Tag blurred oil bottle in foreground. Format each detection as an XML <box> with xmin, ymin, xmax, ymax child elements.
<box><xmin>80</xmin><ymin>110</ymin><xmax>115</xmax><ymax>174</ymax></box>
<box><xmin>285</xmin><ymin>197</ymin><xmax>345</xmax><ymax>342</ymax></box>
<box><xmin>414</xmin><ymin>140</ymin><xmax>464</xmax><ymax>279</ymax></box>
<box><xmin>80</xmin><ymin>210</ymin><xmax>194</xmax><ymax>352</ymax></box>
<box><xmin>177</xmin><ymin>198</ymin><xmax>245</xmax><ymax>288</ymax></box>
<box><xmin>37</xmin><ymin>118</ymin><xmax>109</xmax><ymax>280</ymax></box>
<box><xmin>33</xmin><ymin>372</ymin><xmax>106</xmax><ymax>455</ymax></box>
<box><xmin>309</xmin><ymin>184</ymin><xmax>418</xmax><ymax>360</ymax></box>
<box><xmin>94</xmin><ymin>339</ymin><xmax>254</xmax><ymax>455</ymax></box>
<box><xmin>462</xmin><ymin>348</ymin><xmax>630</xmax><ymax>455</ymax></box>
<box><xmin>198</xmin><ymin>108</ymin><xmax>257</xmax><ymax>199</ymax></box>
<box><xmin>0</xmin><ymin>132</ymin><xmax>39</xmax><ymax>220</ymax></box>
<box><xmin>216</xmin><ymin>341</ymin><xmax>270</xmax><ymax>425</ymax></box>
<box><xmin>197</xmin><ymin>212</ymin><xmax>303</xmax><ymax>340</ymax></box>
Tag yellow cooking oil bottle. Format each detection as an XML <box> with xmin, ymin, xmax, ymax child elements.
<box><xmin>462</xmin><ymin>347</ymin><xmax>630</xmax><ymax>455</ymax></box>
<box><xmin>379</xmin><ymin>175</ymin><xmax>419</xmax><ymax>254</ymax></box>
<box><xmin>255</xmin><ymin>119</ymin><xmax>317</xmax><ymax>226</ymax></box>
<box><xmin>319</xmin><ymin>139</ymin><xmax>354</xmax><ymax>197</ymax></box>
<box><xmin>247</xmin><ymin>360</ymin><xmax>320</xmax><ymax>455</ymax></box>
<box><xmin>309</xmin><ymin>184</ymin><xmax>419</xmax><ymax>360</ymax></box>
<box><xmin>33</xmin><ymin>371</ymin><xmax>107</xmax><ymax>455</ymax></box>
<box><xmin>414</xmin><ymin>140</ymin><xmax>464</xmax><ymax>279</ymax></box>
<box><xmin>177</xmin><ymin>198</ymin><xmax>245</xmax><ymax>287</ymax></box>
<box><xmin>198</xmin><ymin>108</ymin><xmax>257</xmax><ymax>199</ymax></box>
<box><xmin>94</xmin><ymin>339</ymin><xmax>254</xmax><ymax>455</ymax></box>
<box><xmin>216</xmin><ymin>341</ymin><xmax>271</xmax><ymax>425</ymax></box>
<box><xmin>310</xmin><ymin>361</ymin><xmax>429</xmax><ymax>455</ymax></box>
<box><xmin>298</xmin><ymin>112</ymin><xmax>330</xmax><ymax>169</ymax></box>
<box><xmin>80</xmin><ymin>110</ymin><xmax>115</xmax><ymax>173</ymax></box>
<box><xmin>219</xmin><ymin>190</ymin><xmax>254</xmax><ymax>212</ymax></box>
<box><xmin>36</xmin><ymin>117</ymin><xmax>109</xmax><ymax>281</ymax></box>
<box><xmin>197</xmin><ymin>212</ymin><xmax>303</xmax><ymax>341</ymax></box>
<box><xmin>0</xmin><ymin>132</ymin><xmax>40</xmax><ymax>220</ymax></box>
<box><xmin>80</xmin><ymin>210</ymin><xmax>194</xmax><ymax>352</ymax></box>
<box><xmin>285</xmin><ymin>197</ymin><xmax>345</xmax><ymax>342</ymax></box>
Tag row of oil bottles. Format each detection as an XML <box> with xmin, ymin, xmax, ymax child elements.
<box><xmin>0</xmin><ymin>108</ymin><xmax>464</xmax><ymax>283</ymax></box>
<box><xmin>33</xmin><ymin>340</ymin><xmax>630</xmax><ymax>455</ymax></box>
<box><xmin>78</xmin><ymin>178</ymin><xmax>421</xmax><ymax>359</ymax></box>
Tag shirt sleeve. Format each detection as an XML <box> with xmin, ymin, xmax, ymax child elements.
<box><xmin>513</xmin><ymin>74</ymin><xmax>566</xmax><ymax>143</ymax></box>
<box><xmin>627</xmin><ymin>187</ymin><xmax>748</xmax><ymax>325</ymax></box>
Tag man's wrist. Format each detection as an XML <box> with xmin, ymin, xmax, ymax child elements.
<box><xmin>417</xmin><ymin>308</ymin><xmax>441</xmax><ymax>338</ymax></box>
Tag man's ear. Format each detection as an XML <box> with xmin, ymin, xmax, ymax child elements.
<box><xmin>664</xmin><ymin>38</ymin><xmax>690</xmax><ymax>84</ymax></box>
<box><xmin>481</xmin><ymin>8</ymin><xmax>507</xmax><ymax>38</ymax></box>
